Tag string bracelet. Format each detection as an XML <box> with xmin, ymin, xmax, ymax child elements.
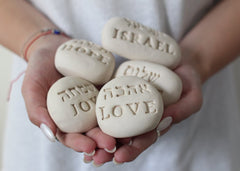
<box><xmin>21</xmin><ymin>28</ymin><xmax>67</xmax><ymax>61</ymax></box>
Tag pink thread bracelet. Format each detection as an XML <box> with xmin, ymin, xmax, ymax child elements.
<box><xmin>21</xmin><ymin>28</ymin><xmax>66</xmax><ymax>61</ymax></box>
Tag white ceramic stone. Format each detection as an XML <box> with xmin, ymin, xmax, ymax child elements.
<box><xmin>115</xmin><ymin>60</ymin><xmax>182</xmax><ymax>105</ymax></box>
<box><xmin>102</xmin><ymin>17</ymin><xmax>181</xmax><ymax>69</ymax></box>
<box><xmin>96</xmin><ymin>76</ymin><xmax>163</xmax><ymax>138</ymax></box>
<box><xmin>47</xmin><ymin>76</ymin><xmax>99</xmax><ymax>133</ymax></box>
<box><xmin>55</xmin><ymin>39</ymin><xmax>115</xmax><ymax>85</ymax></box>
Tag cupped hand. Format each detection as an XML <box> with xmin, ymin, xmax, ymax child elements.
<box><xmin>110</xmin><ymin>53</ymin><xmax>204</xmax><ymax>164</ymax></box>
<box><xmin>163</xmin><ymin>60</ymin><xmax>203</xmax><ymax>123</ymax></box>
<box><xmin>21</xmin><ymin>34</ymin><xmax>204</xmax><ymax>166</ymax></box>
<box><xmin>21</xmin><ymin>35</ymin><xmax>116</xmax><ymax>159</ymax></box>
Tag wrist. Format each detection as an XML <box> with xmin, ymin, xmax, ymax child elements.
<box><xmin>27</xmin><ymin>34</ymin><xmax>71</xmax><ymax>62</ymax></box>
<box><xmin>179</xmin><ymin>43</ymin><xmax>209</xmax><ymax>84</ymax></box>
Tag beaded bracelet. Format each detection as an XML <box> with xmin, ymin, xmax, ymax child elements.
<box><xmin>21</xmin><ymin>28</ymin><xmax>66</xmax><ymax>61</ymax></box>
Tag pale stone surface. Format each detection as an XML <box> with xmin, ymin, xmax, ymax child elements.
<box><xmin>47</xmin><ymin>76</ymin><xmax>99</xmax><ymax>133</ymax></box>
<box><xmin>55</xmin><ymin>39</ymin><xmax>115</xmax><ymax>85</ymax></box>
<box><xmin>96</xmin><ymin>76</ymin><xmax>163</xmax><ymax>138</ymax></box>
<box><xmin>115</xmin><ymin>60</ymin><xmax>182</xmax><ymax>105</ymax></box>
<box><xmin>102</xmin><ymin>17</ymin><xmax>181</xmax><ymax>69</ymax></box>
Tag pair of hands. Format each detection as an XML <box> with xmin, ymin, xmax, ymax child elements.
<box><xmin>21</xmin><ymin>35</ymin><xmax>203</xmax><ymax>165</ymax></box>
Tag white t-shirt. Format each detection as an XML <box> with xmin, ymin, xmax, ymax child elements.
<box><xmin>3</xmin><ymin>0</ymin><xmax>240</xmax><ymax>171</ymax></box>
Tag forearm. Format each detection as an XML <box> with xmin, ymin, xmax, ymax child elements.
<box><xmin>180</xmin><ymin>0</ymin><xmax>240</xmax><ymax>83</ymax></box>
<box><xmin>0</xmin><ymin>0</ymin><xmax>57</xmax><ymax>56</ymax></box>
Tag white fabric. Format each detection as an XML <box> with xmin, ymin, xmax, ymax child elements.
<box><xmin>3</xmin><ymin>0</ymin><xmax>240</xmax><ymax>171</ymax></box>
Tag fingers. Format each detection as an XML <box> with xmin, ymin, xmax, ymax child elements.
<box><xmin>113</xmin><ymin>122</ymin><xmax>172</xmax><ymax>164</ymax></box>
<box><xmin>156</xmin><ymin>116</ymin><xmax>173</xmax><ymax>137</ymax></box>
<box><xmin>84</xmin><ymin>149</ymin><xmax>114</xmax><ymax>166</ymax></box>
<box><xmin>164</xmin><ymin>86</ymin><xmax>203</xmax><ymax>123</ymax></box>
<box><xmin>22</xmin><ymin>78</ymin><xmax>57</xmax><ymax>137</ymax></box>
<box><xmin>117</xmin><ymin>138</ymin><xmax>132</xmax><ymax>145</ymax></box>
<box><xmin>83</xmin><ymin>127</ymin><xmax>118</xmax><ymax>166</ymax></box>
<box><xmin>56</xmin><ymin>130</ymin><xmax>96</xmax><ymax>154</ymax></box>
<box><xmin>166</xmin><ymin>63</ymin><xmax>203</xmax><ymax>123</ymax></box>
<box><xmin>86</xmin><ymin>127</ymin><xmax>117</xmax><ymax>153</ymax></box>
<box><xmin>114</xmin><ymin>130</ymin><xmax>158</xmax><ymax>163</ymax></box>
<box><xmin>84</xmin><ymin>125</ymin><xmax>171</xmax><ymax>165</ymax></box>
<box><xmin>56</xmin><ymin>127</ymin><xmax>116</xmax><ymax>165</ymax></box>
<box><xmin>92</xmin><ymin>149</ymin><xmax>114</xmax><ymax>166</ymax></box>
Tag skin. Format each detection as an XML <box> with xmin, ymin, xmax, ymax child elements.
<box><xmin>1</xmin><ymin>0</ymin><xmax>240</xmax><ymax>166</ymax></box>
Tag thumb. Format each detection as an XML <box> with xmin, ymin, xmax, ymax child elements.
<box><xmin>22</xmin><ymin>76</ymin><xmax>57</xmax><ymax>142</ymax></box>
<box><xmin>163</xmin><ymin>86</ymin><xmax>203</xmax><ymax>123</ymax></box>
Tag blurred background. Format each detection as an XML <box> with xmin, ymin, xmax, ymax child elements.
<box><xmin>0</xmin><ymin>45</ymin><xmax>13</xmax><ymax>170</ymax></box>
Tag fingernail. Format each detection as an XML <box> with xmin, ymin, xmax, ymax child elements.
<box><xmin>157</xmin><ymin>116</ymin><xmax>173</xmax><ymax>134</ymax></box>
<box><xmin>128</xmin><ymin>139</ymin><xmax>133</xmax><ymax>146</ymax></box>
<box><xmin>83</xmin><ymin>157</ymin><xmax>92</xmax><ymax>164</ymax></box>
<box><xmin>92</xmin><ymin>161</ymin><xmax>103</xmax><ymax>167</ymax></box>
<box><xmin>113</xmin><ymin>157</ymin><xmax>123</xmax><ymax>165</ymax></box>
<box><xmin>156</xmin><ymin>129</ymin><xmax>161</xmax><ymax>137</ymax></box>
<box><xmin>40</xmin><ymin>123</ymin><xmax>56</xmax><ymax>142</ymax></box>
<box><xmin>104</xmin><ymin>146</ymin><xmax>116</xmax><ymax>153</ymax></box>
<box><xmin>84</xmin><ymin>150</ymin><xmax>95</xmax><ymax>157</ymax></box>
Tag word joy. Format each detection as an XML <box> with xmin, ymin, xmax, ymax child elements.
<box><xmin>57</xmin><ymin>84</ymin><xmax>98</xmax><ymax>102</ymax></box>
<box><xmin>70</xmin><ymin>96</ymin><xmax>96</xmax><ymax>117</ymax></box>
<box><xmin>99</xmin><ymin>100</ymin><xmax>158</xmax><ymax>120</ymax></box>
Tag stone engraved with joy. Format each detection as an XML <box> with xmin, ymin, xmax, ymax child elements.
<box><xmin>57</xmin><ymin>84</ymin><xmax>98</xmax><ymax>116</ymax></box>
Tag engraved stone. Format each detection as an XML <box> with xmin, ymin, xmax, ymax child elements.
<box><xmin>47</xmin><ymin>76</ymin><xmax>99</xmax><ymax>133</ymax></box>
<box><xmin>115</xmin><ymin>60</ymin><xmax>182</xmax><ymax>105</ymax></box>
<box><xmin>96</xmin><ymin>76</ymin><xmax>163</xmax><ymax>138</ymax></box>
<box><xmin>102</xmin><ymin>17</ymin><xmax>181</xmax><ymax>69</ymax></box>
<box><xmin>55</xmin><ymin>39</ymin><xmax>116</xmax><ymax>85</ymax></box>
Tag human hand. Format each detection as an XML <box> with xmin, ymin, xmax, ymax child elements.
<box><xmin>163</xmin><ymin>51</ymin><xmax>203</xmax><ymax>123</ymax></box>
<box><xmin>105</xmin><ymin>50</ymin><xmax>204</xmax><ymax>165</ymax></box>
<box><xmin>21</xmin><ymin>35</ymin><xmax>116</xmax><ymax>159</ymax></box>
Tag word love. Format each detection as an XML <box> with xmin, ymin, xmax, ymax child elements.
<box><xmin>96</xmin><ymin>76</ymin><xmax>163</xmax><ymax>138</ymax></box>
<box><xmin>102</xmin><ymin>83</ymin><xmax>151</xmax><ymax>100</ymax></box>
<box><xmin>99</xmin><ymin>100</ymin><xmax>157</xmax><ymax>120</ymax></box>
<box><xmin>47</xmin><ymin>76</ymin><xmax>98</xmax><ymax>133</ymax></box>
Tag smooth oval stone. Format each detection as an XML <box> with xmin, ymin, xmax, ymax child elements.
<box><xmin>47</xmin><ymin>76</ymin><xmax>99</xmax><ymax>133</ymax></box>
<box><xmin>102</xmin><ymin>17</ymin><xmax>181</xmax><ymax>69</ymax></box>
<box><xmin>96</xmin><ymin>76</ymin><xmax>163</xmax><ymax>138</ymax></box>
<box><xmin>55</xmin><ymin>39</ymin><xmax>115</xmax><ymax>85</ymax></box>
<box><xmin>115</xmin><ymin>60</ymin><xmax>182</xmax><ymax>105</ymax></box>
